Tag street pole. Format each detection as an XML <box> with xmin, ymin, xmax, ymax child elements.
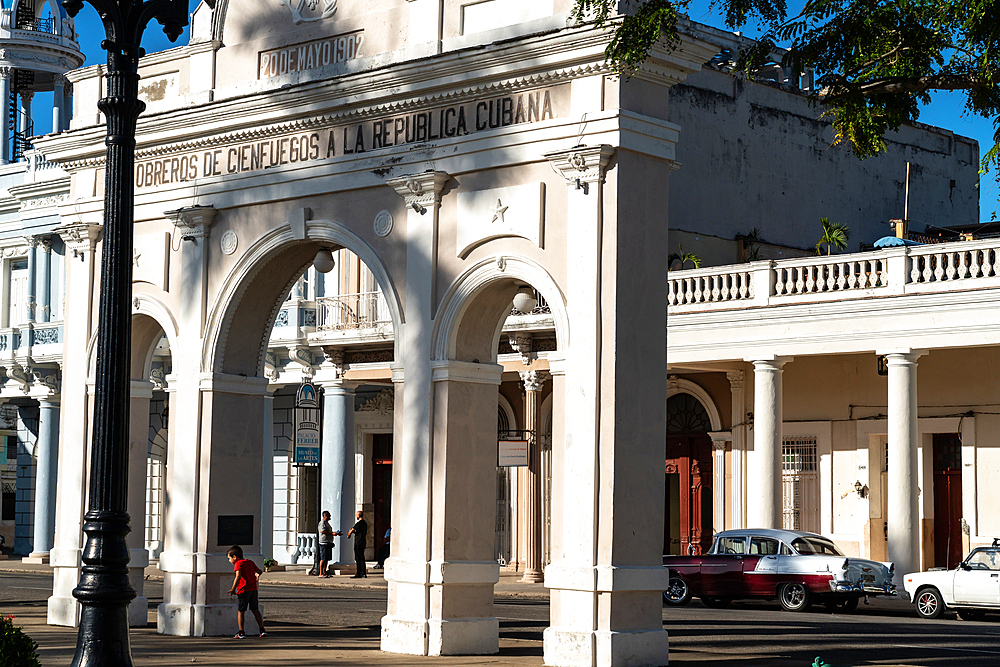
<box><xmin>60</xmin><ymin>0</ymin><xmax>187</xmax><ymax>664</ymax></box>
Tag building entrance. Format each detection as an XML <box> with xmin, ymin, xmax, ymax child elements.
<box><xmin>372</xmin><ymin>433</ymin><xmax>392</xmax><ymax>560</ymax></box>
<box><xmin>666</xmin><ymin>393</ymin><xmax>714</xmax><ymax>555</ymax></box>
<box><xmin>933</xmin><ymin>433</ymin><xmax>963</xmax><ymax>569</ymax></box>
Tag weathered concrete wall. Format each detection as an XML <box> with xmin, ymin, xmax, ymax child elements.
<box><xmin>667</xmin><ymin>67</ymin><xmax>980</xmax><ymax>263</ymax></box>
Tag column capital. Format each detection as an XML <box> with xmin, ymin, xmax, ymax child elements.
<box><xmin>543</xmin><ymin>144</ymin><xmax>615</xmax><ymax>186</ymax></box>
<box><xmin>165</xmin><ymin>204</ymin><xmax>217</xmax><ymax>239</ymax></box>
<box><xmin>19</xmin><ymin>90</ymin><xmax>33</xmax><ymax>103</ymax></box>
<box><xmin>747</xmin><ymin>355</ymin><xmax>793</xmax><ymax>369</ymax></box>
<box><xmin>878</xmin><ymin>349</ymin><xmax>927</xmax><ymax>364</ymax></box>
<box><xmin>519</xmin><ymin>369</ymin><xmax>548</xmax><ymax>392</ymax></box>
<box><xmin>39</xmin><ymin>236</ymin><xmax>52</xmax><ymax>253</ymax></box>
<box><xmin>726</xmin><ymin>369</ymin><xmax>745</xmax><ymax>389</ymax></box>
<box><xmin>317</xmin><ymin>378</ymin><xmax>358</xmax><ymax>394</ymax></box>
<box><xmin>385</xmin><ymin>171</ymin><xmax>449</xmax><ymax>210</ymax></box>
<box><xmin>546</xmin><ymin>353</ymin><xmax>566</xmax><ymax>377</ymax></box>
<box><xmin>24</xmin><ymin>235</ymin><xmax>41</xmax><ymax>248</ymax></box>
<box><xmin>0</xmin><ymin>67</ymin><xmax>12</xmax><ymax>80</ymax></box>
<box><xmin>54</xmin><ymin>221</ymin><xmax>102</xmax><ymax>256</ymax></box>
<box><xmin>430</xmin><ymin>359</ymin><xmax>502</xmax><ymax>385</ymax></box>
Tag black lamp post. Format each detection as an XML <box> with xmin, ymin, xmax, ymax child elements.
<box><xmin>60</xmin><ymin>0</ymin><xmax>187</xmax><ymax>665</ymax></box>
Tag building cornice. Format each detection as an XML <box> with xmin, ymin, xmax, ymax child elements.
<box><xmin>37</xmin><ymin>23</ymin><xmax>714</xmax><ymax>169</ymax></box>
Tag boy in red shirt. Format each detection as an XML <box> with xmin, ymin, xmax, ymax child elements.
<box><xmin>226</xmin><ymin>545</ymin><xmax>266</xmax><ymax>638</ymax></box>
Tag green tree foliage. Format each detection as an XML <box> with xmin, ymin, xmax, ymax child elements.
<box><xmin>668</xmin><ymin>245</ymin><xmax>703</xmax><ymax>268</ymax></box>
<box><xmin>573</xmin><ymin>0</ymin><xmax>1000</xmax><ymax>177</ymax></box>
<box><xmin>815</xmin><ymin>217</ymin><xmax>851</xmax><ymax>254</ymax></box>
<box><xmin>0</xmin><ymin>615</ymin><xmax>41</xmax><ymax>667</ymax></box>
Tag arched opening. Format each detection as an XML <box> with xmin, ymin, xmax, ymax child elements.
<box><xmin>665</xmin><ymin>391</ymin><xmax>715</xmax><ymax>556</ymax></box>
<box><xmin>399</xmin><ymin>256</ymin><xmax>565</xmax><ymax>655</ymax></box>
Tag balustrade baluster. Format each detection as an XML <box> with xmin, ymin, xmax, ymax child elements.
<box><xmin>957</xmin><ymin>252</ymin><xmax>968</xmax><ymax>279</ymax></box>
<box><xmin>945</xmin><ymin>252</ymin><xmax>957</xmax><ymax>280</ymax></box>
<box><xmin>921</xmin><ymin>255</ymin><xmax>933</xmax><ymax>282</ymax></box>
<box><xmin>932</xmin><ymin>253</ymin><xmax>945</xmax><ymax>281</ymax></box>
<box><xmin>794</xmin><ymin>266</ymin><xmax>805</xmax><ymax>294</ymax></box>
<box><xmin>711</xmin><ymin>275</ymin><xmax>721</xmax><ymax>301</ymax></box>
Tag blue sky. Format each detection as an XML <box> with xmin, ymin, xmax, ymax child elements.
<box><xmin>52</xmin><ymin>0</ymin><xmax>997</xmax><ymax>217</ymax></box>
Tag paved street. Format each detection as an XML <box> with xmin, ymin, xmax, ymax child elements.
<box><xmin>4</xmin><ymin>567</ymin><xmax>1000</xmax><ymax>665</ymax></box>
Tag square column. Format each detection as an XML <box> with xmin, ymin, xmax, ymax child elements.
<box><xmin>126</xmin><ymin>380</ymin><xmax>153</xmax><ymax>627</ymax></box>
<box><xmin>427</xmin><ymin>360</ymin><xmax>503</xmax><ymax>654</ymax></box>
<box><xmin>381</xmin><ymin>171</ymin><xmax>450</xmax><ymax>656</ymax></box>
<box><xmin>48</xmin><ymin>222</ymin><xmax>102</xmax><ymax>627</ymax></box>
<box><xmin>881</xmin><ymin>349</ymin><xmax>925</xmax><ymax>582</ymax></box>
<box><xmin>157</xmin><ymin>373</ymin><xmax>268</xmax><ymax>637</ymax></box>
<box><xmin>747</xmin><ymin>357</ymin><xmax>791</xmax><ymax>529</ymax></box>
<box><xmin>727</xmin><ymin>370</ymin><xmax>747</xmax><ymax>529</ymax></box>
<box><xmin>544</xmin><ymin>145</ymin><xmax>669</xmax><ymax>667</ymax></box>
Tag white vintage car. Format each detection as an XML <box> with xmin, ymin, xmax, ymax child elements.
<box><xmin>902</xmin><ymin>540</ymin><xmax>1000</xmax><ymax>619</ymax></box>
<box><xmin>663</xmin><ymin>528</ymin><xmax>895</xmax><ymax>612</ymax></box>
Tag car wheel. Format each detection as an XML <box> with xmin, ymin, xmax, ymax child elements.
<box><xmin>664</xmin><ymin>576</ymin><xmax>692</xmax><ymax>606</ymax></box>
<box><xmin>701</xmin><ymin>596</ymin><xmax>732</xmax><ymax>609</ymax></box>
<box><xmin>915</xmin><ymin>587</ymin><xmax>945</xmax><ymax>619</ymax></box>
<box><xmin>778</xmin><ymin>582</ymin><xmax>812</xmax><ymax>612</ymax></box>
<box><xmin>956</xmin><ymin>608</ymin><xmax>985</xmax><ymax>621</ymax></box>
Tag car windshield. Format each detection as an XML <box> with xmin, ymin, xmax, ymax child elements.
<box><xmin>790</xmin><ymin>537</ymin><xmax>843</xmax><ymax>556</ymax></box>
<box><xmin>965</xmin><ymin>548</ymin><xmax>1000</xmax><ymax>571</ymax></box>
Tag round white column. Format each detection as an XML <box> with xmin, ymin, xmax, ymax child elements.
<box><xmin>25</xmin><ymin>400</ymin><xmax>59</xmax><ymax>562</ymax></box>
<box><xmin>885</xmin><ymin>350</ymin><xmax>923</xmax><ymax>582</ymax></box>
<box><xmin>749</xmin><ymin>357</ymin><xmax>790</xmax><ymax>528</ymax></box>
<box><xmin>519</xmin><ymin>369</ymin><xmax>547</xmax><ymax>584</ymax></box>
<box><xmin>320</xmin><ymin>380</ymin><xmax>356</xmax><ymax>566</ymax></box>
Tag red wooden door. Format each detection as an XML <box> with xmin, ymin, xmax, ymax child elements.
<box><xmin>932</xmin><ymin>434</ymin><xmax>962</xmax><ymax>569</ymax></box>
<box><xmin>666</xmin><ymin>434</ymin><xmax>713</xmax><ymax>556</ymax></box>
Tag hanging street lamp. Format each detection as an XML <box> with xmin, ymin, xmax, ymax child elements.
<box><xmin>59</xmin><ymin>0</ymin><xmax>187</xmax><ymax>664</ymax></box>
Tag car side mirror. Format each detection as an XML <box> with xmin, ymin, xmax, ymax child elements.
<box><xmin>960</xmin><ymin>563</ymin><xmax>971</xmax><ymax>571</ymax></box>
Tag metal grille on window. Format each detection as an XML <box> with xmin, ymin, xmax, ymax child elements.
<box><xmin>782</xmin><ymin>437</ymin><xmax>819</xmax><ymax>533</ymax></box>
<box><xmin>667</xmin><ymin>393</ymin><xmax>712</xmax><ymax>434</ymax></box>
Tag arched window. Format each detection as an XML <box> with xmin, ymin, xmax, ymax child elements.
<box><xmin>666</xmin><ymin>393</ymin><xmax>712</xmax><ymax>434</ymax></box>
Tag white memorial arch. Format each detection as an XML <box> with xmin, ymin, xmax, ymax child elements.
<box><xmin>40</xmin><ymin>2</ymin><xmax>715</xmax><ymax>664</ymax></box>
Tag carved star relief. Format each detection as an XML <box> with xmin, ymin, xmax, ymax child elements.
<box><xmin>490</xmin><ymin>199</ymin><xmax>508</xmax><ymax>224</ymax></box>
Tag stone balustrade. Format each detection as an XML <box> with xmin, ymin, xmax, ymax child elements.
<box><xmin>668</xmin><ymin>238</ymin><xmax>1000</xmax><ymax>312</ymax></box>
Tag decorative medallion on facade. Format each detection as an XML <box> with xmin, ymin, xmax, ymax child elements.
<box><xmin>220</xmin><ymin>229</ymin><xmax>238</xmax><ymax>255</ymax></box>
<box><xmin>373</xmin><ymin>210</ymin><xmax>393</xmax><ymax>237</ymax></box>
<box><xmin>358</xmin><ymin>388</ymin><xmax>394</xmax><ymax>415</ymax></box>
<box><xmin>278</xmin><ymin>0</ymin><xmax>337</xmax><ymax>24</ymax></box>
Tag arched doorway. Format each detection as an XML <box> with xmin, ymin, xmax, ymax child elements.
<box><xmin>665</xmin><ymin>392</ymin><xmax>715</xmax><ymax>556</ymax></box>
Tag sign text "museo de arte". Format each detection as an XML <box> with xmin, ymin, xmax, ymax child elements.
<box><xmin>134</xmin><ymin>88</ymin><xmax>561</xmax><ymax>189</ymax></box>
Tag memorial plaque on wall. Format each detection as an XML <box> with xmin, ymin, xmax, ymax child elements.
<box><xmin>218</xmin><ymin>515</ymin><xmax>254</xmax><ymax>546</ymax></box>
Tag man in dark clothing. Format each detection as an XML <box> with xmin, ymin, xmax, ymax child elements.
<box><xmin>347</xmin><ymin>510</ymin><xmax>368</xmax><ymax>578</ymax></box>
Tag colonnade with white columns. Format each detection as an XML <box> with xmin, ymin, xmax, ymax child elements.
<box><xmin>737</xmin><ymin>351</ymin><xmax>924</xmax><ymax>582</ymax></box>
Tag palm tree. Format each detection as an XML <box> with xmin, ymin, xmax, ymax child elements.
<box><xmin>668</xmin><ymin>246</ymin><xmax>702</xmax><ymax>270</ymax></box>
<box><xmin>815</xmin><ymin>218</ymin><xmax>851</xmax><ymax>255</ymax></box>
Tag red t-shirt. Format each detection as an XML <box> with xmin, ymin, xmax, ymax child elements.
<box><xmin>233</xmin><ymin>558</ymin><xmax>262</xmax><ymax>594</ymax></box>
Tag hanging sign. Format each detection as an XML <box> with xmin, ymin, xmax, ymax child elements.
<box><xmin>295</xmin><ymin>382</ymin><xmax>321</xmax><ymax>465</ymax></box>
<box><xmin>498</xmin><ymin>439</ymin><xmax>528</xmax><ymax>467</ymax></box>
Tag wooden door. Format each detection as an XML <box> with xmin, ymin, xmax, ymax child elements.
<box><xmin>932</xmin><ymin>433</ymin><xmax>962</xmax><ymax>569</ymax></box>
<box><xmin>666</xmin><ymin>434</ymin><xmax>713</xmax><ymax>556</ymax></box>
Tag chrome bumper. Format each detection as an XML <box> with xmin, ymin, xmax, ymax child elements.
<box><xmin>828</xmin><ymin>580</ymin><xmax>896</xmax><ymax>596</ymax></box>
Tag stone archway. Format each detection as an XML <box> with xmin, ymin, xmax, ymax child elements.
<box><xmin>154</xmin><ymin>217</ymin><xmax>405</xmax><ymax>637</ymax></box>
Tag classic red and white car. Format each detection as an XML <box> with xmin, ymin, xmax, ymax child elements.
<box><xmin>663</xmin><ymin>528</ymin><xmax>896</xmax><ymax>611</ymax></box>
<box><xmin>902</xmin><ymin>540</ymin><xmax>1000</xmax><ymax>620</ymax></box>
